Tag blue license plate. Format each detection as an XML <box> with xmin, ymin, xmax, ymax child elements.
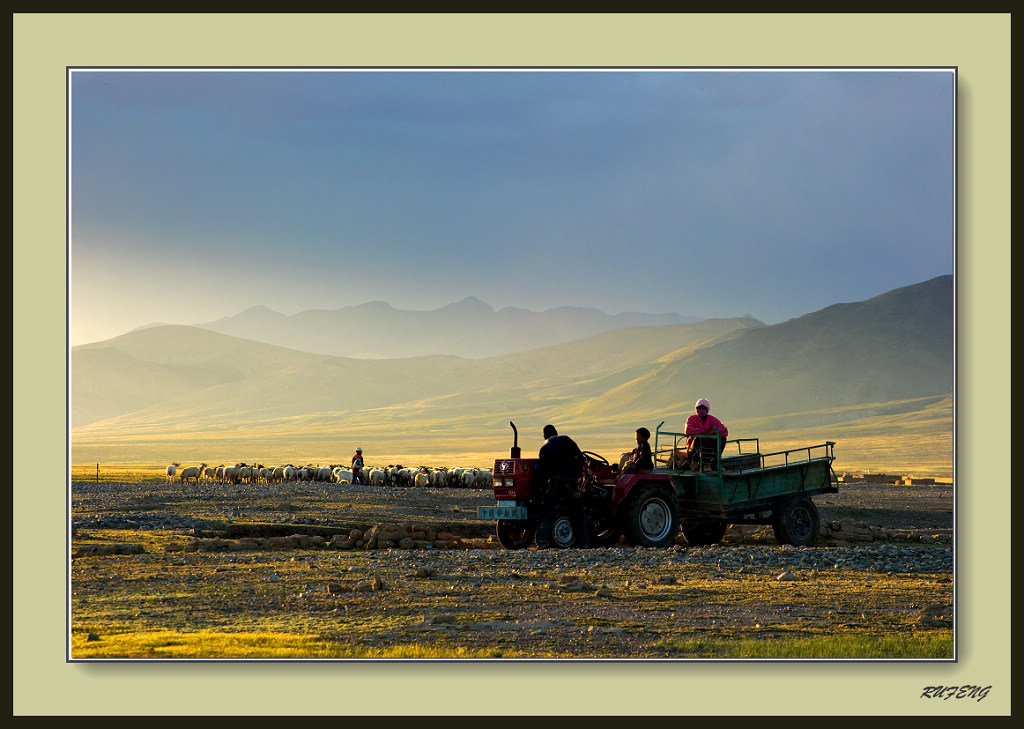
<box><xmin>477</xmin><ymin>505</ymin><xmax>528</xmax><ymax>520</ymax></box>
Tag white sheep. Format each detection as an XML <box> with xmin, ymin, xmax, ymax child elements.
<box><xmin>165</xmin><ymin>463</ymin><xmax>180</xmax><ymax>484</ymax></box>
<box><xmin>178</xmin><ymin>463</ymin><xmax>207</xmax><ymax>485</ymax></box>
<box><xmin>333</xmin><ymin>467</ymin><xmax>353</xmax><ymax>484</ymax></box>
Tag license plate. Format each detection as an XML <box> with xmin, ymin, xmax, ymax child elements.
<box><xmin>478</xmin><ymin>506</ymin><xmax>528</xmax><ymax>520</ymax></box>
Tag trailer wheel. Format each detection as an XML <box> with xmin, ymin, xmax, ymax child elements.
<box><xmin>680</xmin><ymin>518</ymin><xmax>727</xmax><ymax>546</ymax></box>
<box><xmin>622</xmin><ymin>484</ymin><xmax>679</xmax><ymax>548</ymax></box>
<box><xmin>496</xmin><ymin>519</ymin><xmax>536</xmax><ymax>550</ymax></box>
<box><xmin>536</xmin><ymin>506</ymin><xmax>582</xmax><ymax>549</ymax></box>
<box><xmin>772</xmin><ymin>495</ymin><xmax>821</xmax><ymax>546</ymax></box>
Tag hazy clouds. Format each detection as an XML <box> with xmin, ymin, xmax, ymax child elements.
<box><xmin>69</xmin><ymin>68</ymin><xmax>954</xmax><ymax>345</ymax></box>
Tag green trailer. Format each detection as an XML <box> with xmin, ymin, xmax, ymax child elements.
<box><xmin>653</xmin><ymin>422</ymin><xmax>838</xmax><ymax>546</ymax></box>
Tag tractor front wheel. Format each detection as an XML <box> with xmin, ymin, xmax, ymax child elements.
<box><xmin>496</xmin><ymin>519</ymin><xmax>536</xmax><ymax>550</ymax></box>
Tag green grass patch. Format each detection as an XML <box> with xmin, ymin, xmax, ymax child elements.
<box><xmin>650</xmin><ymin>633</ymin><xmax>953</xmax><ymax>659</ymax></box>
<box><xmin>70</xmin><ymin>629</ymin><xmax>526</xmax><ymax>659</ymax></box>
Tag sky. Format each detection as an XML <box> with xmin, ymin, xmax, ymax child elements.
<box><xmin>69</xmin><ymin>67</ymin><xmax>955</xmax><ymax>346</ymax></box>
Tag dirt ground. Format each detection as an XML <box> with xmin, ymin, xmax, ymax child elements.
<box><xmin>69</xmin><ymin>476</ymin><xmax>955</xmax><ymax>660</ymax></box>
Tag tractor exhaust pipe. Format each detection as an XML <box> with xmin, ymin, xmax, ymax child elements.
<box><xmin>509</xmin><ymin>421</ymin><xmax>521</xmax><ymax>459</ymax></box>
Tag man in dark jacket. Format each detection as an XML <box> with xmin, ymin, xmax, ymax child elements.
<box><xmin>532</xmin><ymin>424</ymin><xmax>590</xmax><ymax>548</ymax></box>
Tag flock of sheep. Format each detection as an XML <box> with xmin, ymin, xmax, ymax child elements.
<box><xmin>164</xmin><ymin>461</ymin><xmax>494</xmax><ymax>489</ymax></box>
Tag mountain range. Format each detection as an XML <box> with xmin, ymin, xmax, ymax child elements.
<box><xmin>72</xmin><ymin>275</ymin><xmax>954</xmax><ymax>475</ymax></box>
<box><xmin>190</xmin><ymin>297</ymin><xmax>704</xmax><ymax>359</ymax></box>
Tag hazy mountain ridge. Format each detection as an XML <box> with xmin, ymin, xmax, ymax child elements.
<box><xmin>194</xmin><ymin>296</ymin><xmax>705</xmax><ymax>359</ymax></box>
<box><xmin>72</xmin><ymin>277</ymin><xmax>952</xmax><ymax>444</ymax></box>
<box><xmin>72</xmin><ymin>318</ymin><xmax>760</xmax><ymax>430</ymax></box>
<box><xmin>569</xmin><ymin>275</ymin><xmax>954</xmax><ymax>425</ymax></box>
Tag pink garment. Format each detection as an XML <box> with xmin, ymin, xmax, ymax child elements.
<box><xmin>685</xmin><ymin>413</ymin><xmax>728</xmax><ymax>440</ymax></box>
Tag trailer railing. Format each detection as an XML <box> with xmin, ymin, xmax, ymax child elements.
<box><xmin>654</xmin><ymin>422</ymin><xmax>835</xmax><ymax>475</ymax></box>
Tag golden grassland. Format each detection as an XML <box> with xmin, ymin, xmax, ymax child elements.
<box><xmin>70</xmin><ymin>630</ymin><xmax>954</xmax><ymax>661</ymax></box>
<box><xmin>69</xmin><ymin>392</ymin><xmax>954</xmax><ymax>480</ymax></box>
<box><xmin>70</xmin><ymin>438</ymin><xmax>950</xmax><ymax>483</ymax></box>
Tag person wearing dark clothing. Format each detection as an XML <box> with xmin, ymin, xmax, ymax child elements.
<box><xmin>532</xmin><ymin>424</ymin><xmax>590</xmax><ymax>548</ymax></box>
<box><xmin>619</xmin><ymin>427</ymin><xmax>654</xmax><ymax>474</ymax></box>
<box><xmin>537</xmin><ymin>424</ymin><xmax>586</xmax><ymax>481</ymax></box>
<box><xmin>351</xmin><ymin>447</ymin><xmax>366</xmax><ymax>485</ymax></box>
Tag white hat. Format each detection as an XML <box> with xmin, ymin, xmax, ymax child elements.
<box><xmin>695</xmin><ymin>398</ymin><xmax>710</xmax><ymax>410</ymax></box>
<box><xmin>356</xmin><ymin>447</ymin><xmax>362</xmax><ymax>452</ymax></box>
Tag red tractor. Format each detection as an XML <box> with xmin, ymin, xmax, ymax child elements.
<box><xmin>478</xmin><ymin>422</ymin><xmax>679</xmax><ymax>549</ymax></box>
<box><xmin>480</xmin><ymin>421</ymin><xmax>839</xmax><ymax>550</ymax></box>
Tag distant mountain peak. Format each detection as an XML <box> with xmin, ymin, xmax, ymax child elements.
<box><xmin>441</xmin><ymin>296</ymin><xmax>494</xmax><ymax>312</ymax></box>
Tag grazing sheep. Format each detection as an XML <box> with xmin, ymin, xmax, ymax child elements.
<box><xmin>165</xmin><ymin>463</ymin><xmax>180</xmax><ymax>484</ymax></box>
<box><xmin>179</xmin><ymin>463</ymin><xmax>207</xmax><ymax>485</ymax></box>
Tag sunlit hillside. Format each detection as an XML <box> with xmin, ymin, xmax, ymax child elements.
<box><xmin>71</xmin><ymin>277</ymin><xmax>954</xmax><ymax>478</ymax></box>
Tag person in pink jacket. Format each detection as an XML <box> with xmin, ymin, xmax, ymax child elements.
<box><xmin>684</xmin><ymin>398</ymin><xmax>729</xmax><ymax>471</ymax></box>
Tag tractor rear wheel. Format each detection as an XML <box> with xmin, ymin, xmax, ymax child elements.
<box><xmin>622</xmin><ymin>483</ymin><xmax>679</xmax><ymax>548</ymax></box>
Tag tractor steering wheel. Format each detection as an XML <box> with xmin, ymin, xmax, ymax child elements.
<box><xmin>581</xmin><ymin>451</ymin><xmax>609</xmax><ymax>467</ymax></box>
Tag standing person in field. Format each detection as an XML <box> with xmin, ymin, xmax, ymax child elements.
<box><xmin>685</xmin><ymin>398</ymin><xmax>729</xmax><ymax>471</ymax></box>
<box><xmin>619</xmin><ymin>426</ymin><xmax>654</xmax><ymax>474</ymax></box>
<box><xmin>532</xmin><ymin>424</ymin><xmax>590</xmax><ymax>548</ymax></box>
<box><xmin>351</xmin><ymin>447</ymin><xmax>366</xmax><ymax>485</ymax></box>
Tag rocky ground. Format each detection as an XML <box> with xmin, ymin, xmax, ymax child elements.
<box><xmin>71</xmin><ymin>477</ymin><xmax>953</xmax><ymax>540</ymax></box>
<box><xmin>69</xmin><ymin>477</ymin><xmax>955</xmax><ymax>659</ymax></box>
